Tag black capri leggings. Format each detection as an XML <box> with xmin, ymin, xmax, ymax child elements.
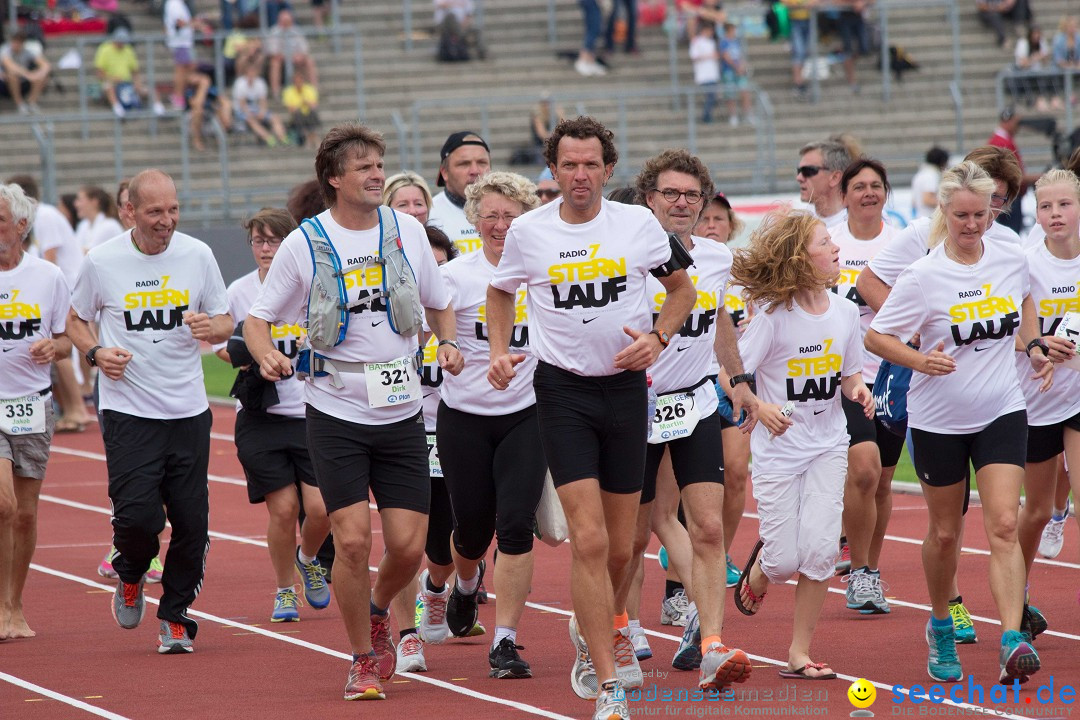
<box><xmin>425</xmin><ymin>432</ymin><xmax>455</xmax><ymax>567</ymax></box>
<box><xmin>436</xmin><ymin>402</ymin><xmax>548</xmax><ymax>559</ymax></box>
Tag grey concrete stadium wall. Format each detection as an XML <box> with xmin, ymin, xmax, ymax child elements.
<box><xmin>196</xmin><ymin>225</ymin><xmax>255</xmax><ymax>286</ymax></box>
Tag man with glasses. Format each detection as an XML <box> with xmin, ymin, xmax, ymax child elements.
<box><xmin>535</xmin><ymin>167</ymin><xmax>561</xmax><ymax>205</ymax></box>
<box><xmin>617</xmin><ymin>149</ymin><xmax>755</xmax><ymax>690</ymax></box>
<box><xmin>429</xmin><ymin>130</ymin><xmax>492</xmax><ymax>255</ymax></box>
<box><xmin>487</xmin><ymin>117</ymin><xmax>697</xmax><ymax>720</ymax></box>
<box><xmin>213</xmin><ymin>208</ymin><xmax>332</xmax><ymax>625</ymax></box>
<box><xmin>796</xmin><ymin>141</ymin><xmax>852</xmax><ymax>231</ymax></box>
<box><xmin>67</xmin><ymin>169</ymin><xmax>232</xmax><ymax>654</ymax></box>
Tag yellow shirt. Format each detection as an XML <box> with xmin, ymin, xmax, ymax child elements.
<box><xmin>784</xmin><ymin>0</ymin><xmax>811</xmax><ymax>21</ymax></box>
<box><xmin>94</xmin><ymin>42</ymin><xmax>139</xmax><ymax>82</ymax></box>
<box><xmin>282</xmin><ymin>83</ymin><xmax>318</xmax><ymax>115</ymax></box>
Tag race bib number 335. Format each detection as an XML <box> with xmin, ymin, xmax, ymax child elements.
<box><xmin>0</xmin><ymin>393</ymin><xmax>46</xmax><ymax>435</ymax></box>
<box><xmin>365</xmin><ymin>357</ymin><xmax>422</xmax><ymax>408</ymax></box>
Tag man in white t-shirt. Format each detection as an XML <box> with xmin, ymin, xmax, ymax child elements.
<box><xmin>796</xmin><ymin>140</ymin><xmax>851</xmax><ymax>230</ymax></box>
<box><xmin>67</xmin><ymin>169</ymin><xmax>232</xmax><ymax>655</ymax></box>
<box><xmin>0</xmin><ymin>182</ymin><xmax>70</xmax><ymax>640</ymax></box>
<box><xmin>911</xmin><ymin>146</ymin><xmax>949</xmax><ymax>220</ymax></box>
<box><xmin>487</xmin><ymin>117</ymin><xmax>698</xmax><ymax>720</ymax></box>
<box><xmin>428</xmin><ymin>130</ymin><xmax>491</xmax><ymax>256</ymax></box>
<box><xmin>245</xmin><ymin>123</ymin><xmax>464</xmax><ymax>702</ymax></box>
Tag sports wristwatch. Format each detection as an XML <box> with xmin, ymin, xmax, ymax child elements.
<box><xmin>86</xmin><ymin>345</ymin><xmax>103</xmax><ymax>367</ymax></box>
<box><xmin>1025</xmin><ymin>338</ymin><xmax>1049</xmax><ymax>357</ymax></box>
<box><xmin>649</xmin><ymin>329</ymin><xmax>670</xmax><ymax>348</ymax></box>
<box><xmin>729</xmin><ymin>373</ymin><xmax>754</xmax><ymax>389</ymax></box>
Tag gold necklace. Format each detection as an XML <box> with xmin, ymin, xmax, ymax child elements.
<box><xmin>944</xmin><ymin>241</ymin><xmax>982</xmax><ymax>269</ymax></box>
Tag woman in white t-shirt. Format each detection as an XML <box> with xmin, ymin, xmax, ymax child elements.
<box><xmin>831</xmin><ymin>158</ymin><xmax>905</xmax><ymax>616</ymax></box>
<box><xmin>731</xmin><ymin>208</ymin><xmax>873</xmax><ymax>681</ymax></box>
<box><xmin>694</xmin><ymin>191</ymin><xmax>751</xmax><ymax>587</ymax></box>
<box><xmin>435</xmin><ymin>172</ymin><xmax>546</xmax><ymax>679</ymax></box>
<box><xmin>1015</xmin><ymin>169</ymin><xmax>1080</xmax><ymax>630</ymax></box>
<box><xmin>74</xmin><ymin>185</ymin><xmax>124</xmax><ymax>254</ymax></box>
<box><xmin>866</xmin><ymin>161</ymin><xmax>1049</xmax><ymax>686</ymax></box>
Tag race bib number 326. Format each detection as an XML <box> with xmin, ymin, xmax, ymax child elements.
<box><xmin>0</xmin><ymin>393</ymin><xmax>46</xmax><ymax>436</ymax></box>
<box><xmin>365</xmin><ymin>357</ymin><xmax>422</xmax><ymax>408</ymax></box>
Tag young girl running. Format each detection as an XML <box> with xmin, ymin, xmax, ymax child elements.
<box><xmin>731</xmin><ymin>208</ymin><xmax>873</xmax><ymax>680</ymax></box>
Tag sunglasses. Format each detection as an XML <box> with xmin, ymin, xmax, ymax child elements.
<box><xmin>796</xmin><ymin>165</ymin><xmax>823</xmax><ymax>178</ymax></box>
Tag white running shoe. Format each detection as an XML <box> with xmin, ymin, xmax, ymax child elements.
<box><xmin>593</xmin><ymin>679</ymin><xmax>629</xmax><ymax>720</ymax></box>
<box><xmin>614</xmin><ymin>627</ymin><xmax>643</xmax><ymax>689</ymax></box>
<box><xmin>1039</xmin><ymin>502</ymin><xmax>1070</xmax><ymax>559</ymax></box>
<box><xmin>417</xmin><ymin>569</ymin><xmax>451</xmax><ymax>644</ymax></box>
<box><xmin>569</xmin><ymin>613</ymin><xmax>599</xmax><ymax>700</ymax></box>
<box><xmin>396</xmin><ymin>633</ymin><xmax>427</xmax><ymax>672</ymax></box>
<box><xmin>659</xmin><ymin>589</ymin><xmax>690</xmax><ymax>627</ymax></box>
<box><xmin>629</xmin><ymin>625</ymin><xmax>652</xmax><ymax>660</ymax></box>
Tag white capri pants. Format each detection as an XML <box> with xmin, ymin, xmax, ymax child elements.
<box><xmin>752</xmin><ymin>449</ymin><xmax>846</xmax><ymax>583</ymax></box>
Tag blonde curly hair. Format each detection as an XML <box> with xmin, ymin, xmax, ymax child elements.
<box><xmin>730</xmin><ymin>207</ymin><xmax>833</xmax><ymax>314</ymax></box>
<box><xmin>463</xmin><ymin>171</ymin><xmax>540</xmax><ymax>226</ymax></box>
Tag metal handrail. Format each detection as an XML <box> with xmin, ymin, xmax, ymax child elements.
<box><xmin>390</xmin><ymin>110</ymin><xmax>409</xmax><ymax>172</ymax></box>
<box><xmin>949</xmin><ymin>80</ymin><xmax>965</xmax><ymax>156</ymax></box>
<box><xmin>996</xmin><ymin>65</ymin><xmax>1076</xmax><ymax>132</ymax></box>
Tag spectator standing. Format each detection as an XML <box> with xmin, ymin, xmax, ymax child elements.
<box><xmin>265</xmin><ymin>9</ymin><xmax>318</xmax><ymax>99</ymax></box>
<box><xmin>576</xmin><ymin>0</ymin><xmax>607</xmax><ymax>76</ymax></box>
<box><xmin>837</xmin><ymin>0</ymin><xmax>869</xmax><ymax>94</ymax></box>
<box><xmin>783</xmin><ymin>0</ymin><xmax>814</xmax><ymax>100</ymax></box>
<box><xmin>603</xmin><ymin>0</ymin><xmax>640</xmax><ymax>55</ymax></box>
<box><xmin>95</xmin><ymin>28</ymin><xmax>165</xmax><ymax>118</ymax></box>
<box><xmin>718</xmin><ymin>21</ymin><xmax>753</xmax><ymax>126</ymax></box>
<box><xmin>281</xmin><ymin>66</ymin><xmax>321</xmax><ymax>149</ymax></box>
<box><xmin>689</xmin><ymin>22</ymin><xmax>720</xmax><ymax>124</ymax></box>
<box><xmin>164</xmin><ymin>0</ymin><xmax>209</xmax><ymax>110</ymax></box>
<box><xmin>0</xmin><ymin>29</ymin><xmax>51</xmax><ymax>115</ymax></box>
<box><xmin>233</xmin><ymin>60</ymin><xmax>289</xmax><ymax>147</ymax></box>
<box><xmin>911</xmin><ymin>146</ymin><xmax>949</xmax><ymax>220</ymax></box>
<box><xmin>68</xmin><ymin>169</ymin><xmax>233</xmax><ymax>654</ymax></box>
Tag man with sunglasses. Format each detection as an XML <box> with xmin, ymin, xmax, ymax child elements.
<box><xmin>796</xmin><ymin>141</ymin><xmax>852</xmax><ymax>231</ymax></box>
<box><xmin>535</xmin><ymin>167</ymin><xmax>561</xmax><ymax>205</ymax></box>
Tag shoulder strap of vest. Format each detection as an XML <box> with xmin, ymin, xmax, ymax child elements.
<box><xmin>300</xmin><ymin>216</ymin><xmax>350</xmax><ymax>346</ymax></box>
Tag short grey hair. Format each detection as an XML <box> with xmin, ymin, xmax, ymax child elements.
<box><xmin>464</xmin><ymin>171</ymin><xmax>541</xmax><ymax>225</ymax></box>
<box><xmin>0</xmin><ymin>183</ymin><xmax>38</xmax><ymax>241</ymax></box>
<box><xmin>799</xmin><ymin>141</ymin><xmax>852</xmax><ymax>173</ymax></box>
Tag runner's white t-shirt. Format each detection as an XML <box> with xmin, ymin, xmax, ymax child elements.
<box><xmin>420</xmin><ymin>331</ymin><xmax>443</xmax><ymax>431</ymax></box>
<box><xmin>724</xmin><ymin>282</ymin><xmax>748</xmax><ymax>332</ymax></box>
<box><xmin>219</xmin><ymin>269</ymin><xmax>306</xmax><ymax>418</ymax></box>
<box><xmin>1024</xmin><ymin>222</ymin><xmax>1046</xmax><ymax>249</ymax></box>
<box><xmin>830</xmin><ymin>221</ymin><xmax>897</xmax><ymax>382</ymax></box>
<box><xmin>35</xmin><ymin>203</ymin><xmax>81</xmax><ymax>282</ymax></box>
<box><xmin>249</xmin><ymin>209</ymin><xmax>451</xmax><ymax>425</ymax></box>
<box><xmin>910</xmin><ymin>164</ymin><xmax>941</xmax><ymax>220</ymax></box>
<box><xmin>869</xmin><ymin>239</ymin><xmax>1028</xmax><ymax>434</ymax></box>
<box><xmin>868</xmin><ymin>216</ymin><xmax>1021</xmax><ymax>288</ymax></box>
<box><xmin>70</xmin><ymin>230</ymin><xmax>229</xmax><ymax>419</ymax></box>
<box><xmin>77</xmin><ymin>214</ymin><xmax>125</xmax><ymax>254</ymax></box>
<box><xmin>428</xmin><ymin>192</ymin><xmax>481</xmax><ymax>256</ymax></box>
<box><xmin>491</xmin><ymin>198</ymin><xmax>671</xmax><ymax>377</ymax></box>
<box><xmin>818</xmin><ymin>207</ymin><xmax>848</xmax><ymax>232</ymax></box>
<box><xmin>647</xmin><ymin>236</ymin><xmax>731</xmax><ymax>420</ymax></box>
<box><xmin>738</xmin><ymin>293</ymin><xmax>862</xmax><ymax>475</ymax></box>
<box><xmin>0</xmin><ymin>254</ymin><xmax>70</xmax><ymax>398</ymax></box>
<box><xmin>1018</xmin><ymin>242</ymin><xmax>1080</xmax><ymax>426</ymax></box>
<box><xmin>441</xmin><ymin>250</ymin><xmax>535</xmax><ymax>416</ymax></box>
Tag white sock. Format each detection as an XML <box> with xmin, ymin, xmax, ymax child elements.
<box><xmin>1052</xmin><ymin>505</ymin><xmax>1068</xmax><ymax>520</ymax></box>
<box><xmin>278</xmin><ymin>586</ymin><xmax>293</xmax><ymax>594</ymax></box>
<box><xmin>456</xmin><ymin>570</ymin><xmax>480</xmax><ymax>594</ymax></box>
<box><xmin>628</xmin><ymin>619</ymin><xmax>641</xmax><ymax>631</ymax></box>
<box><xmin>493</xmin><ymin>625</ymin><xmax>516</xmax><ymax>648</ymax></box>
<box><xmin>297</xmin><ymin>548</ymin><xmax>316</xmax><ymax>565</ymax></box>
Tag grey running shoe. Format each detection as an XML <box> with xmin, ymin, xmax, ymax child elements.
<box><xmin>844</xmin><ymin>568</ymin><xmax>877</xmax><ymax>612</ymax></box>
<box><xmin>158</xmin><ymin>620</ymin><xmax>194</xmax><ymax>654</ymax></box>
<box><xmin>660</xmin><ymin>589</ymin><xmax>690</xmax><ymax>627</ymax></box>
<box><xmin>672</xmin><ymin>605</ymin><xmax>702</xmax><ymax>671</ymax></box>
<box><xmin>614</xmin><ymin>627</ymin><xmax>643</xmax><ymax>689</ymax></box>
<box><xmin>569</xmin><ymin>613</ymin><xmax>599</xmax><ymax>700</ymax></box>
<box><xmin>111</xmin><ymin>579</ymin><xmax>145</xmax><ymax>630</ymax></box>
<box><xmin>418</xmin><ymin>569</ymin><xmax>451</xmax><ymax>644</ymax></box>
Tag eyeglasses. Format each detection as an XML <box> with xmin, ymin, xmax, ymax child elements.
<box><xmin>796</xmin><ymin>165</ymin><xmax>823</xmax><ymax>178</ymax></box>
<box><xmin>653</xmin><ymin>188</ymin><xmax>704</xmax><ymax>204</ymax></box>
<box><xmin>477</xmin><ymin>213</ymin><xmax>520</xmax><ymax>225</ymax></box>
<box><xmin>990</xmin><ymin>192</ymin><xmax>1010</xmax><ymax>208</ymax></box>
<box><xmin>537</xmin><ymin>189</ymin><xmax>561</xmax><ymax>199</ymax></box>
<box><xmin>249</xmin><ymin>236</ymin><xmax>283</xmax><ymax>247</ymax></box>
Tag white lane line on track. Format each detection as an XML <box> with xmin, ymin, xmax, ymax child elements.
<box><xmin>34</xmin><ymin>497</ymin><xmax>1048</xmax><ymax>720</ymax></box>
<box><xmin>0</xmin><ymin>671</ymin><xmax>133</xmax><ymax>720</ymax></box>
<box><xmin>48</xmin><ymin>446</ymin><xmax>247</xmax><ymax>487</ymax></box>
<box><xmin>28</xmin><ymin>563</ymin><xmax>574</xmax><ymax>720</ymax></box>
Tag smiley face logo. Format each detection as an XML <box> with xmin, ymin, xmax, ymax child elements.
<box><xmin>848</xmin><ymin>678</ymin><xmax>876</xmax><ymax>709</ymax></box>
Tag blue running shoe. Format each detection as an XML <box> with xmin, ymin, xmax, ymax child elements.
<box><xmin>926</xmin><ymin>619</ymin><xmax>963</xmax><ymax>682</ymax></box>
<box><xmin>672</xmin><ymin>605</ymin><xmax>702</xmax><ymax>671</ymax></box>
<box><xmin>271</xmin><ymin>587</ymin><xmax>301</xmax><ymax>622</ymax></box>
<box><xmin>725</xmin><ymin>554</ymin><xmax>740</xmax><ymax>588</ymax></box>
<box><xmin>294</xmin><ymin>547</ymin><xmax>331</xmax><ymax>609</ymax></box>
<box><xmin>1000</xmin><ymin>630</ymin><xmax>1040</xmax><ymax>684</ymax></box>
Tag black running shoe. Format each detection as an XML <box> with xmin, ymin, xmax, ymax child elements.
<box><xmin>488</xmin><ymin>637</ymin><xmax>532</xmax><ymax>679</ymax></box>
<box><xmin>447</xmin><ymin>562</ymin><xmax>484</xmax><ymax>637</ymax></box>
<box><xmin>476</xmin><ymin>558</ymin><xmax>489</xmax><ymax>604</ymax></box>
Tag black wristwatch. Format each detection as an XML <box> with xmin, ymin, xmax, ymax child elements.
<box><xmin>1026</xmin><ymin>338</ymin><xmax>1049</xmax><ymax>357</ymax></box>
<box><xmin>86</xmin><ymin>345</ymin><xmax>103</xmax><ymax>367</ymax></box>
<box><xmin>649</xmin><ymin>329</ymin><xmax>670</xmax><ymax>348</ymax></box>
<box><xmin>438</xmin><ymin>339</ymin><xmax>460</xmax><ymax>350</ymax></box>
<box><xmin>729</xmin><ymin>373</ymin><xmax>754</xmax><ymax>389</ymax></box>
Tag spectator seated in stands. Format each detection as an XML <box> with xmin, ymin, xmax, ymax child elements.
<box><xmin>1053</xmin><ymin>15</ymin><xmax>1080</xmax><ymax>71</ymax></box>
<box><xmin>185</xmin><ymin>66</ymin><xmax>233</xmax><ymax>152</ymax></box>
<box><xmin>1013</xmin><ymin>25</ymin><xmax>1061</xmax><ymax>111</ymax></box>
<box><xmin>223</xmin><ymin>31</ymin><xmax>263</xmax><ymax>86</ymax></box>
<box><xmin>232</xmin><ymin>59</ymin><xmax>289</xmax><ymax>146</ymax></box>
<box><xmin>282</xmin><ymin>65</ymin><xmax>320</xmax><ymax>148</ymax></box>
<box><xmin>221</xmin><ymin>0</ymin><xmax>292</xmax><ymax>31</ymax></box>
<box><xmin>265</xmin><ymin>9</ymin><xmax>317</xmax><ymax>99</ymax></box>
<box><xmin>95</xmin><ymin>28</ymin><xmax>165</xmax><ymax>118</ymax></box>
<box><xmin>0</xmin><ymin>29</ymin><xmax>51</xmax><ymax>114</ymax></box>
<box><xmin>977</xmin><ymin>0</ymin><xmax>1033</xmax><ymax>49</ymax></box>
<box><xmin>434</xmin><ymin>0</ymin><xmax>486</xmax><ymax>62</ymax></box>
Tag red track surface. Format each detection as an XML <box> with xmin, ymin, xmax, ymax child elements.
<box><xmin>2</xmin><ymin>404</ymin><xmax>1079</xmax><ymax>719</ymax></box>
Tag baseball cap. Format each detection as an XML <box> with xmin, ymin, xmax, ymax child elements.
<box><xmin>437</xmin><ymin>131</ymin><xmax>490</xmax><ymax>186</ymax></box>
<box><xmin>710</xmin><ymin>191</ymin><xmax>732</xmax><ymax>209</ymax></box>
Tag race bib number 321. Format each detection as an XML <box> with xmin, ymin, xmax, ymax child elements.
<box><xmin>0</xmin><ymin>393</ymin><xmax>46</xmax><ymax>436</ymax></box>
<box><xmin>365</xmin><ymin>357</ymin><xmax>422</xmax><ymax>408</ymax></box>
